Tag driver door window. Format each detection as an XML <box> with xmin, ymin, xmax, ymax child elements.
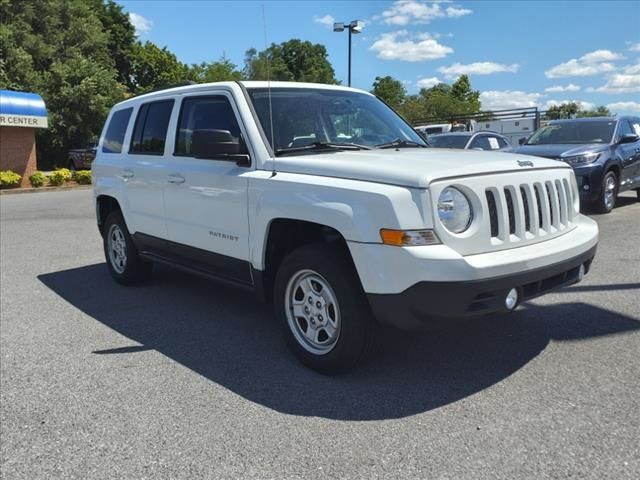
<box><xmin>469</xmin><ymin>136</ymin><xmax>491</xmax><ymax>150</ymax></box>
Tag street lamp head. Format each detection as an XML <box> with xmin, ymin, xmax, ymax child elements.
<box><xmin>333</xmin><ymin>22</ymin><xmax>345</xmax><ymax>32</ymax></box>
<box><xmin>350</xmin><ymin>20</ymin><xmax>364</xmax><ymax>34</ymax></box>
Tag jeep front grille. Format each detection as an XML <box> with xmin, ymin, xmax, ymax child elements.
<box><xmin>486</xmin><ymin>179</ymin><xmax>573</xmax><ymax>241</ymax></box>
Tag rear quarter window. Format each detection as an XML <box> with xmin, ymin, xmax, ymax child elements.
<box><xmin>102</xmin><ymin>108</ymin><xmax>133</xmax><ymax>153</ymax></box>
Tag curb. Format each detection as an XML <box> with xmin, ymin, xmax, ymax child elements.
<box><xmin>0</xmin><ymin>185</ymin><xmax>92</xmax><ymax>196</ymax></box>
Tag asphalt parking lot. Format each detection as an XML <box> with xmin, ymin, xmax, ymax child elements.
<box><xmin>1</xmin><ymin>189</ymin><xmax>638</xmax><ymax>479</ymax></box>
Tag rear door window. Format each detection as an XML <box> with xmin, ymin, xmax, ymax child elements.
<box><xmin>130</xmin><ymin>100</ymin><xmax>175</xmax><ymax>155</ymax></box>
<box><xmin>102</xmin><ymin>108</ymin><xmax>132</xmax><ymax>153</ymax></box>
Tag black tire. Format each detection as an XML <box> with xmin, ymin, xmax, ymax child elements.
<box><xmin>274</xmin><ymin>243</ymin><xmax>375</xmax><ymax>375</ymax></box>
<box><xmin>595</xmin><ymin>170</ymin><xmax>618</xmax><ymax>213</ymax></box>
<box><xmin>102</xmin><ymin>211</ymin><xmax>152</xmax><ymax>285</ymax></box>
<box><xmin>636</xmin><ymin>188</ymin><xmax>640</xmax><ymax>201</ymax></box>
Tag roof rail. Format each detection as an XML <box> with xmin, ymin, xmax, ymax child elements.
<box><xmin>134</xmin><ymin>80</ymin><xmax>198</xmax><ymax>97</ymax></box>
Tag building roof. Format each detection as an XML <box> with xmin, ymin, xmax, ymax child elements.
<box><xmin>0</xmin><ymin>90</ymin><xmax>47</xmax><ymax>117</ymax></box>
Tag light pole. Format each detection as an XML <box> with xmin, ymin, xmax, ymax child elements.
<box><xmin>333</xmin><ymin>20</ymin><xmax>364</xmax><ymax>87</ymax></box>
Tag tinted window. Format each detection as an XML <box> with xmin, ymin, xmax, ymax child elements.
<box><xmin>526</xmin><ymin>121</ymin><xmax>615</xmax><ymax>145</ymax></box>
<box><xmin>428</xmin><ymin>134</ymin><xmax>469</xmax><ymax>149</ymax></box>
<box><xmin>175</xmin><ymin>96</ymin><xmax>241</xmax><ymax>156</ymax></box>
<box><xmin>617</xmin><ymin>120</ymin><xmax>633</xmax><ymax>139</ymax></box>
<box><xmin>130</xmin><ymin>100</ymin><xmax>174</xmax><ymax>154</ymax></box>
<box><xmin>469</xmin><ymin>136</ymin><xmax>492</xmax><ymax>150</ymax></box>
<box><xmin>497</xmin><ymin>136</ymin><xmax>510</xmax><ymax>148</ymax></box>
<box><xmin>102</xmin><ymin>108</ymin><xmax>132</xmax><ymax>153</ymax></box>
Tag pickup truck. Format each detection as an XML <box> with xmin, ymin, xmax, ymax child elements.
<box><xmin>93</xmin><ymin>81</ymin><xmax>599</xmax><ymax>374</ymax></box>
<box><xmin>68</xmin><ymin>144</ymin><xmax>97</xmax><ymax>171</ymax></box>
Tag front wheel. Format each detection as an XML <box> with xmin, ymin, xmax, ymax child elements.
<box><xmin>103</xmin><ymin>211</ymin><xmax>152</xmax><ymax>285</ymax></box>
<box><xmin>595</xmin><ymin>170</ymin><xmax>618</xmax><ymax>213</ymax></box>
<box><xmin>274</xmin><ymin>243</ymin><xmax>375</xmax><ymax>375</ymax></box>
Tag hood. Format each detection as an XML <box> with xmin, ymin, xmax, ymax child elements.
<box><xmin>265</xmin><ymin>148</ymin><xmax>569</xmax><ymax>188</ymax></box>
<box><xmin>512</xmin><ymin>143</ymin><xmax>610</xmax><ymax>160</ymax></box>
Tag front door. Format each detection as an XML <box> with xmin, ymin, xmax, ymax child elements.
<box><xmin>162</xmin><ymin>93</ymin><xmax>252</xmax><ymax>284</ymax></box>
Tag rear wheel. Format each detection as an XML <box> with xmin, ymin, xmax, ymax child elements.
<box><xmin>103</xmin><ymin>211</ymin><xmax>152</xmax><ymax>285</ymax></box>
<box><xmin>274</xmin><ymin>243</ymin><xmax>375</xmax><ymax>374</ymax></box>
<box><xmin>595</xmin><ymin>170</ymin><xmax>618</xmax><ymax>213</ymax></box>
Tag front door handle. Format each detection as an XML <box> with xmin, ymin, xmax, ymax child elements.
<box><xmin>120</xmin><ymin>168</ymin><xmax>134</xmax><ymax>179</ymax></box>
<box><xmin>167</xmin><ymin>174</ymin><xmax>185</xmax><ymax>184</ymax></box>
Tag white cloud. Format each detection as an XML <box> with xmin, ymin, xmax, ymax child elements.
<box><xmin>607</xmin><ymin>101</ymin><xmax>640</xmax><ymax>113</ymax></box>
<box><xmin>416</xmin><ymin>76</ymin><xmax>442</xmax><ymax>88</ymax></box>
<box><xmin>313</xmin><ymin>15</ymin><xmax>335</xmax><ymax>28</ymax></box>
<box><xmin>544</xmin><ymin>99</ymin><xmax>595</xmax><ymax>111</ymax></box>
<box><xmin>129</xmin><ymin>12</ymin><xmax>152</xmax><ymax>35</ymax></box>
<box><xmin>380</xmin><ymin>1</ymin><xmax>472</xmax><ymax>25</ymax></box>
<box><xmin>544</xmin><ymin>84</ymin><xmax>581</xmax><ymax>93</ymax></box>
<box><xmin>545</xmin><ymin>49</ymin><xmax>623</xmax><ymax>78</ymax></box>
<box><xmin>627</xmin><ymin>43</ymin><xmax>640</xmax><ymax>52</ymax></box>
<box><xmin>369</xmin><ymin>30</ymin><xmax>453</xmax><ymax>61</ymax></box>
<box><xmin>623</xmin><ymin>63</ymin><xmax>640</xmax><ymax>75</ymax></box>
<box><xmin>588</xmin><ymin>72</ymin><xmax>640</xmax><ymax>94</ymax></box>
<box><xmin>437</xmin><ymin>62</ymin><xmax>519</xmax><ymax>79</ymax></box>
<box><xmin>480</xmin><ymin>90</ymin><xmax>544</xmax><ymax>110</ymax></box>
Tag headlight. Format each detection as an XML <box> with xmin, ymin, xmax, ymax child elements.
<box><xmin>437</xmin><ymin>187</ymin><xmax>473</xmax><ymax>233</ymax></box>
<box><xmin>561</xmin><ymin>153</ymin><xmax>600</xmax><ymax>165</ymax></box>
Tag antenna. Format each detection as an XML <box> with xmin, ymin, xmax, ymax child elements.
<box><xmin>262</xmin><ymin>5</ymin><xmax>276</xmax><ymax>177</ymax></box>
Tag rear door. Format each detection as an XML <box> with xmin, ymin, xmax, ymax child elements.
<box><xmin>162</xmin><ymin>92</ymin><xmax>252</xmax><ymax>284</ymax></box>
<box><xmin>124</xmin><ymin>99</ymin><xmax>174</xmax><ymax>238</ymax></box>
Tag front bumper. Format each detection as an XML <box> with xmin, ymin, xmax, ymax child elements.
<box><xmin>367</xmin><ymin>244</ymin><xmax>596</xmax><ymax>330</ymax></box>
<box><xmin>574</xmin><ymin>163</ymin><xmax>605</xmax><ymax>202</ymax></box>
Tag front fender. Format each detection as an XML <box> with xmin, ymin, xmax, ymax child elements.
<box><xmin>247</xmin><ymin>171</ymin><xmax>433</xmax><ymax>270</ymax></box>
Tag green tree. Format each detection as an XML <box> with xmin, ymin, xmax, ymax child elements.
<box><xmin>371</xmin><ymin>76</ymin><xmax>406</xmax><ymax>110</ymax></box>
<box><xmin>545</xmin><ymin>102</ymin><xmax>581</xmax><ymax>120</ymax></box>
<box><xmin>94</xmin><ymin>0</ymin><xmax>137</xmax><ymax>91</ymax></box>
<box><xmin>0</xmin><ymin>0</ymin><xmax>125</xmax><ymax>168</ymax></box>
<box><xmin>130</xmin><ymin>41</ymin><xmax>190</xmax><ymax>93</ymax></box>
<box><xmin>244</xmin><ymin>39</ymin><xmax>338</xmax><ymax>84</ymax></box>
<box><xmin>189</xmin><ymin>56</ymin><xmax>244</xmax><ymax>83</ymax></box>
<box><xmin>577</xmin><ymin>105</ymin><xmax>612</xmax><ymax>118</ymax></box>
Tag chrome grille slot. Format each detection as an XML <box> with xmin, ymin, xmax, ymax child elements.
<box><xmin>504</xmin><ymin>188</ymin><xmax>516</xmax><ymax>235</ymax></box>
<box><xmin>520</xmin><ymin>186</ymin><xmax>531</xmax><ymax>233</ymax></box>
<box><xmin>486</xmin><ymin>190</ymin><xmax>499</xmax><ymax>237</ymax></box>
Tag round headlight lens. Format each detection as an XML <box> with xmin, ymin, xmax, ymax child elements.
<box><xmin>437</xmin><ymin>187</ymin><xmax>473</xmax><ymax>233</ymax></box>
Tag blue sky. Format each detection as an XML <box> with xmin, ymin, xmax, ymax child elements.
<box><xmin>121</xmin><ymin>0</ymin><xmax>640</xmax><ymax>115</ymax></box>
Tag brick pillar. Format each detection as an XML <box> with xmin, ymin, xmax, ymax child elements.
<box><xmin>0</xmin><ymin>126</ymin><xmax>37</xmax><ymax>187</ymax></box>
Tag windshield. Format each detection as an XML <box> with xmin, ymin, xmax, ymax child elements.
<box><xmin>428</xmin><ymin>134</ymin><xmax>469</xmax><ymax>149</ymax></box>
<box><xmin>246</xmin><ymin>88</ymin><xmax>426</xmax><ymax>154</ymax></box>
<box><xmin>526</xmin><ymin>121</ymin><xmax>615</xmax><ymax>145</ymax></box>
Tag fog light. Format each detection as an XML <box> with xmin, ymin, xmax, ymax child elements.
<box><xmin>505</xmin><ymin>288</ymin><xmax>519</xmax><ymax>310</ymax></box>
<box><xmin>583</xmin><ymin>185</ymin><xmax>590</xmax><ymax>191</ymax></box>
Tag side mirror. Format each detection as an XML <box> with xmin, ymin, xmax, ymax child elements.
<box><xmin>192</xmin><ymin>129</ymin><xmax>250</xmax><ymax>166</ymax></box>
<box><xmin>519</xmin><ymin>137</ymin><xmax>527</xmax><ymax>146</ymax></box>
<box><xmin>618</xmin><ymin>133</ymin><xmax>639</xmax><ymax>144</ymax></box>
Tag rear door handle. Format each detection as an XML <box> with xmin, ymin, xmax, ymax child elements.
<box><xmin>120</xmin><ymin>168</ymin><xmax>134</xmax><ymax>179</ymax></box>
<box><xmin>167</xmin><ymin>174</ymin><xmax>185</xmax><ymax>184</ymax></box>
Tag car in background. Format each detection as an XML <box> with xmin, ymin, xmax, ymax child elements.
<box><xmin>427</xmin><ymin>131</ymin><xmax>512</xmax><ymax>151</ymax></box>
<box><xmin>512</xmin><ymin>117</ymin><xmax>640</xmax><ymax>213</ymax></box>
<box><xmin>68</xmin><ymin>143</ymin><xmax>97</xmax><ymax>171</ymax></box>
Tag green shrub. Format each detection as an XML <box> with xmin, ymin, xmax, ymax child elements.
<box><xmin>0</xmin><ymin>170</ymin><xmax>22</xmax><ymax>188</ymax></box>
<box><xmin>29</xmin><ymin>171</ymin><xmax>46</xmax><ymax>188</ymax></box>
<box><xmin>75</xmin><ymin>170</ymin><xmax>92</xmax><ymax>185</ymax></box>
<box><xmin>49</xmin><ymin>168</ymin><xmax>72</xmax><ymax>186</ymax></box>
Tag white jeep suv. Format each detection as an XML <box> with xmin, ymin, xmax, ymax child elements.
<box><xmin>93</xmin><ymin>81</ymin><xmax>598</xmax><ymax>374</ymax></box>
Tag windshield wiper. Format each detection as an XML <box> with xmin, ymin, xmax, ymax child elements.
<box><xmin>375</xmin><ymin>139</ymin><xmax>426</xmax><ymax>149</ymax></box>
<box><xmin>275</xmin><ymin>141</ymin><xmax>373</xmax><ymax>156</ymax></box>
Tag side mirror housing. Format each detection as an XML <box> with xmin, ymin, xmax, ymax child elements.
<box><xmin>192</xmin><ymin>129</ymin><xmax>250</xmax><ymax>166</ymax></box>
<box><xmin>519</xmin><ymin>137</ymin><xmax>527</xmax><ymax>146</ymax></box>
<box><xmin>618</xmin><ymin>133</ymin><xmax>639</xmax><ymax>144</ymax></box>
